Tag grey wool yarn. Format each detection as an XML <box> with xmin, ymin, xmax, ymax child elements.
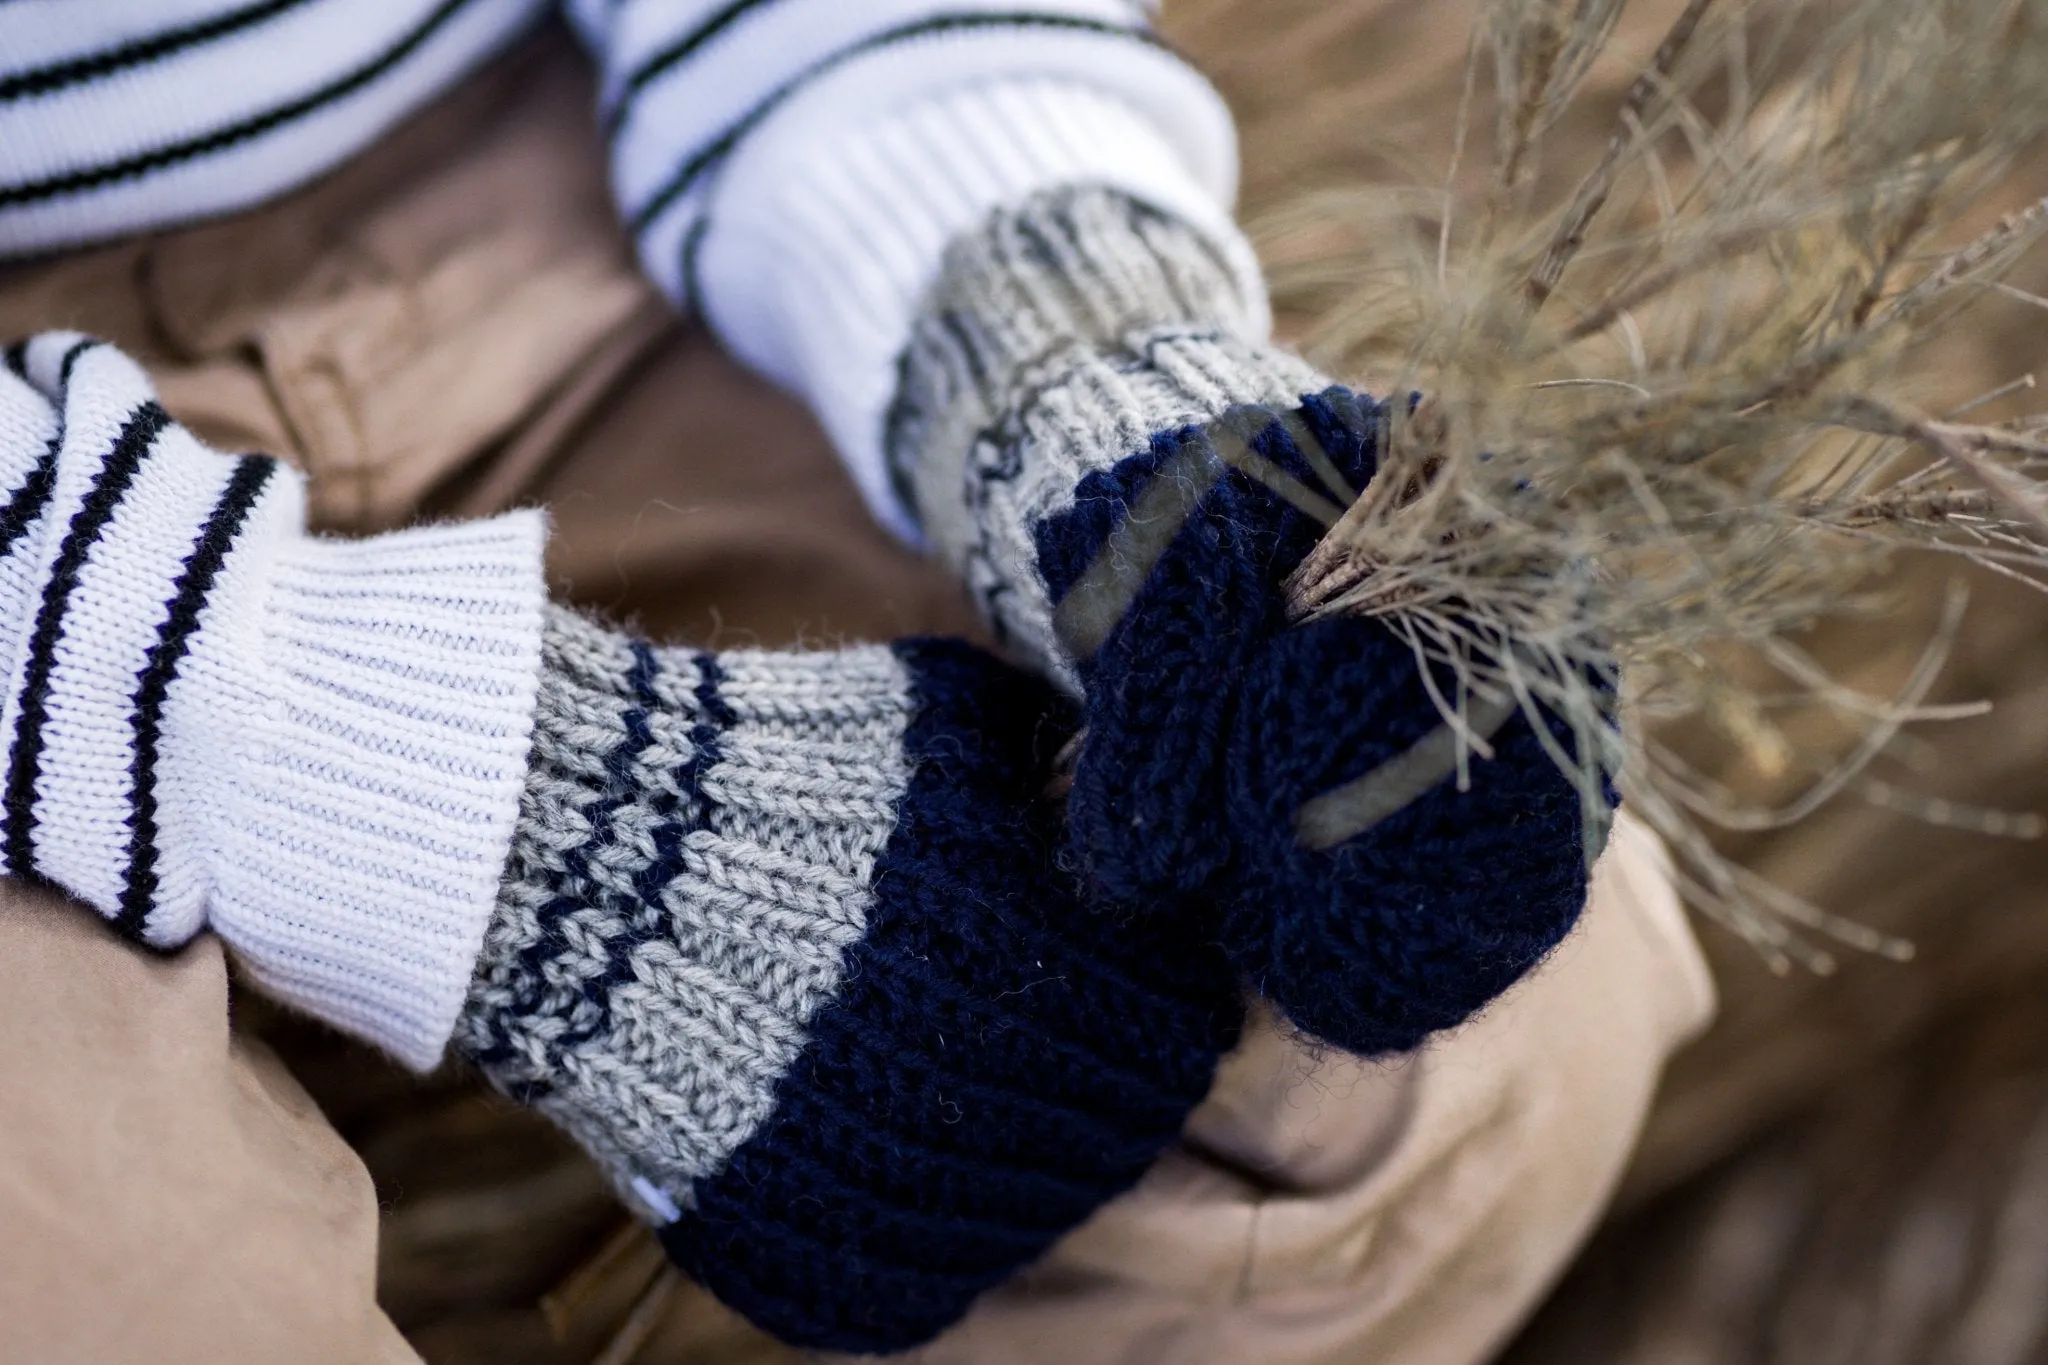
<box><xmin>450</xmin><ymin>605</ymin><xmax>1247</xmax><ymax>1353</ymax></box>
<box><xmin>886</xmin><ymin>184</ymin><xmax>1322</xmax><ymax>687</ymax></box>
<box><xmin>457</xmin><ymin>605</ymin><xmax>913</xmax><ymax>1222</ymax></box>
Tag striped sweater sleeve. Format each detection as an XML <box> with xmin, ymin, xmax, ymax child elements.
<box><xmin>1</xmin><ymin>1</ymin><xmax>1262</xmax><ymax>539</ymax></box>
<box><xmin>0</xmin><ymin>333</ymin><xmax>546</xmax><ymax>1070</ymax></box>
<box><xmin>566</xmin><ymin>0</ymin><xmax>1262</xmax><ymax>539</ymax></box>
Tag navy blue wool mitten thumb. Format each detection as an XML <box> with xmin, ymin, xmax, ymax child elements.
<box><xmin>890</xmin><ymin>186</ymin><xmax>1603</xmax><ymax>1058</ymax></box>
<box><xmin>459</xmin><ymin>608</ymin><xmax>1242</xmax><ymax>1354</ymax></box>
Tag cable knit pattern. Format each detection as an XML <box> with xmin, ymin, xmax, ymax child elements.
<box><xmin>462</xmin><ymin>607</ymin><xmax>1242</xmax><ymax>1354</ymax></box>
<box><xmin>889</xmin><ymin>188</ymin><xmax>1602</xmax><ymax>1056</ymax></box>
<box><xmin>0</xmin><ymin>334</ymin><xmax>545</xmax><ymax>1069</ymax></box>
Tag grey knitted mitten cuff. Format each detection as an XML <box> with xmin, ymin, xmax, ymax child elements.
<box><xmin>458</xmin><ymin>606</ymin><xmax>911</xmax><ymax>1216</ymax></box>
<box><xmin>886</xmin><ymin>184</ymin><xmax>1321</xmax><ymax>685</ymax></box>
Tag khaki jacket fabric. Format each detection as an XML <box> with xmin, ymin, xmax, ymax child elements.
<box><xmin>0</xmin><ymin>32</ymin><xmax>1714</xmax><ymax>1365</ymax></box>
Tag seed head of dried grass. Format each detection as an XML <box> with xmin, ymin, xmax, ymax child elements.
<box><xmin>1256</xmin><ymin>0</ymin><xmax>2048</xmax><ymax>971</ymax></box>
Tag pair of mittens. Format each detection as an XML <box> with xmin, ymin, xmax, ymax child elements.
<box><xmin>2</xmin><ymin>319</ymin><xmax>1598</xmax><ymax>1356</ymax></box>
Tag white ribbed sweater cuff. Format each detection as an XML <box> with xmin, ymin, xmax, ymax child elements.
<box><xmin>201</xmin><ymin>506</ymin><xmax>548</xmax><ymax>1071</ymax></box>
<box><xmin>0</xmin><ymin>337</ymin><xmax>548</xmax><ymax>1071</ymax></box>
<box><xmin>696</xmin><ymin>76</ymin><xmax>1268</xmax><ymax>543</ymax></box>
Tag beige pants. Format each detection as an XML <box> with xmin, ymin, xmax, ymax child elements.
<box><xmin>0</xmin><ymin>33</ymin><xmax>1713</xmax><ymax>1365</ymax></box>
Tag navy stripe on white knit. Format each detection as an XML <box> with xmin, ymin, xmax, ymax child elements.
<box><xmin>549</xmin><ymin>650</ymin><xmax>735</xmax><ymax>1055</ymax></box>
<box><xmin>627</xmin><ymin>9</ymin><xmax>1161</xmax><ymax>230</ymax></box>
<box><xmin>0</xmin><ymin>0</ymin><xmax>320</xmax><ymax>105</ymax></box>
<box><xmin>1</xmin><ymin>399</ymin><xmax>170</xmax><ymax>878</ymax></box>
<box><xmin>0</xmin><ymin>0</ymin><xmax>482</xmax><ymax>213</ymax></box>
<box><xmin>0</xmin><ymin>433</ymin><xmax>58</xmax><ymax>562</ymax></box>
<box><xmin>626</xmin><ymin>10</ymin><xmax>1163</xmax><ymax>299</ymax></box>
<box><xmin>115</xmin><ymin>454</ymin><xmax>277</xmax><ymax>941</ymax></box>
<box><xmin>59</xmin><ymin>342</ymin><xmax>93</xmax><ymax>385</ymax></box>
<box><xmin>603</xmin><ymin>0</ymin><xmax>783</xmax><ymax>133</ymax></box>
<box><xmin>0</xmin><ymin>340</ymin><xmax>96</xmax><ymax>559</ymax></box>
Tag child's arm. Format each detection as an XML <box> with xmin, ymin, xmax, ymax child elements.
<box><xmin>0</xmin><ymin>334</ymin><xmax>543</xmax><ymax>1066</ymax></box>
<box><xmin>565</xmin><ymin>0</ymin><xmax>1253</xmax><ymax>542</ymax></box>
<box><xmin>576</xmin><ymin>7</ymin><xmax>1602</xmax><ymax>1053</ymax></box>
<box><xmin>0</xmin><ymin>334</ymin><xmax>1241</xmax><ymax>1353</ymax></box>
<box><xmin>889</xmin><ymin>186</ymin><xmax>1601</xmax><ymax>1055</ymax></box>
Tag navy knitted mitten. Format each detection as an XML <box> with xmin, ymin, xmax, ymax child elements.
<box><xmin>461</xmin><ymin>608</ymin><xmax>1242</xmax><ymax>1354</ymax></box>
<box><xmin>1050</xmin><ymin>394</ymin><xmax>1595</xmax><ymax>1056</ymax></box>
<box><xmin>890</xmin><ymin>187</ymin><xmax>1601</xmax><ymax>1056</ymax></box>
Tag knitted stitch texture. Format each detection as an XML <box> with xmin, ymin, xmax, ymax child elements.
<box><xmin>0</xmin><ymin>334</ymin><xmax>545</xmax><ymax>1069</ymax></box>
<box><xmin>461</xmin><ymin>606</ymin><xmax>1242</xmax><ymax>1354</ymax></box>
<box><xmin>2</xmin><ymin>1</ymin><xmax>1247</xmax><ymax>540</ymax></box>
<box><xmin>890</xmin><ymin>187</ymin><xmax>1600</xmax><ymax>1056</ymax></box>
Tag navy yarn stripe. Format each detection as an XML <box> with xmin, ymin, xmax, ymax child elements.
<box><xmin>549</xmin><ymin>650</ymin><xmax>735</xmax><ymax>1054</ymax></box>
<box><xmin>0</xmin><ymin>0</ymin><xmax>321</xmax><ymax>104</ymax></box>
<box><xmin>627</xmin><ymin>12</ymin><xmax>1162</xmax><ymax>235</ymax></box>
<box><xmin>58</xmin><ymin>338</ymin><xmax>96</xmax><ymax>386</ymax></box>
<box><xmin>683</xmin><ymin>651</ymin><xmax>737</xmax><ymax>794</ymax></box>
<box><xmin>0</xmin><ymin>341</ymin><xmax>98</xmax><ymax>560</ymax></box>
<box><xmin>115</xmin><ymin>455</ymin><xmax>276</xmax><ymax>941</ymax></box>
<box><xmin>0</xmin><ymin>0</ymin><xmax>481</xmax><ymax>211</ymax></box>
<box><xmin>2</xmin><ymin>400</ymin><xmax>171</xmax><ymax>878</ymax></box>
<box><xmin>678</xmin><ymin>216</ymin><xmax>713</xmax><ymax>319</ymax></box>
<box><xmin>468</xmin><ymin>639</ymin><xmax>669</xmax><ymax>1073</ymax></box>
<box><xmin>604</xmin><ymin>0</ymin><xmax>783</xmax><ymax>135</ymax></box>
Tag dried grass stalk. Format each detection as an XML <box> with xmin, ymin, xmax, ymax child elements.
<box><xmin>1255</xmin><ymin>0</ymin><xmax>2048</xmax><ymax>971</ymax></box>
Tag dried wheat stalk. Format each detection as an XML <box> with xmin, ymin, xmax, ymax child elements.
<box><xmin>1253</xmin><ymin>0</ymin><xmax>2048</xmax><ymax>971</ymax></box>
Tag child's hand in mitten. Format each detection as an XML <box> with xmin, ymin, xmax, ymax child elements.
<box><xmin>0</xmin><ymin>334</ymin><xmax>546</xmax><ymax>1065</ymax></box>
<box><xmin>458</xmin><ymin>613</ymin><xmax>1242</xmax><ymax>1354</ymax></box>
<box><xmin>0</xmin><ymin>337</ymin><xmax>1252</xmax><ymax>1356</ymax></box>
<box><xmin>891</xmin><ymin>188</ymin><xmax>1601</xmax><ymax>1056</ymax></box>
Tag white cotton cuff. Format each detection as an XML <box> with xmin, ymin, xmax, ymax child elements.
<box><xmin>194</xmin><ymin>500</ymin><xmax>547</xmax><ymax>1072</ymax></box>
<box><xmin>695</xmin><ymin>71</ymin><xmax>1268</xmax><ymax>544</ymax></box>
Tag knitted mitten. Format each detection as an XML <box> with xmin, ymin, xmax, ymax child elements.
<box><xmin>889</xmin><ymin>187</ymin><xmax>1598</xmax><ymax>1057</ymax></box>
<box><xmin>457</xmin><ymin>607</ymin><xmax>1242</xmax><ymax>1354</ymax></box>
<box><xmin>0</xmin><ymin>333</ymin><xmax>1246</xmax><ymax>1353</ymax></box>
<box><xmin>0</xmin><ymin>334</ymin><xmax>544</xmax><ymax>1066</ymax></box>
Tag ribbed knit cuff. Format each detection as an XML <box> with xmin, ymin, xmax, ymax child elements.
<box><xmin>460</xmin><ymin>607</ymin><xmax>913</xmax><ymax>1221</ymax></box>
<box><xmin>200</xmin><ymin>506</ymin><xmax>548</xmax><ymax>1072</ymax></box>
<box><xmin>696</xmin><ymin>74</ymin><xmax>1267</xmax><ymax>543</ymax></box>
<box><xmin>888</xmin><ymin>186</ymin><xmax>1321</xmax><ymax>682</ymax></box>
